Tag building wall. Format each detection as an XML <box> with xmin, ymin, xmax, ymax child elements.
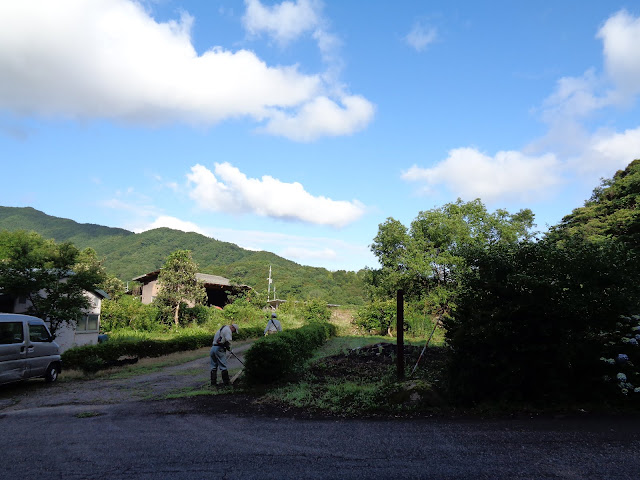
<box><xmin>140</xmin><ymin>279</ymin><xmax>158</xmax><ymax>305</ymax></box>
<box><xmin>12</xmin><ymin>291</ymin><xmax>103</xmax><ymax>353</ymax></box>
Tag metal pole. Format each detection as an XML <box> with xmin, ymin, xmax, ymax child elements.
<box><xmin>397</xmin><ymin>289</ymin><xmax>404</xmax><ymax>380</ymax></box>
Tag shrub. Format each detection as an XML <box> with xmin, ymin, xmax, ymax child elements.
<box><xmin>444</xmin><ymin>238</ymin><xmax>640</xmax><ymax>405</ymax></box>
<box><xmin>101</xmin><ymin>296</ymin><xmax>160</xmax><ymax>332</ymax></box>
<box><xmin>222</xmin><ymin>298</ymin><xmax>264</xmax><ymax>327</ymax></box>
<box><xmin>300</xmin><ymin>300</ymin><xmax>331</xmax><ymax>323</ymax></box>
<box><xmin>355</xmin><ymin>299</ymin><xmax>396</xmax><ymax>335</ymax></box>
<box><xmin>244</xmin><ymin>322</ymin><xmax>336</xmax><ymax>384</ymax></box>
<box><xmin>180</xmin><ymin>304</ymin><xmax>212</xmax><ymax>326</ymax></box>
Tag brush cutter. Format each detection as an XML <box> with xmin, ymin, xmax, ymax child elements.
<box><xmin>227</xmin><ymin>350</ymin><xmax>245</xmax><ymax>384</ymax></box>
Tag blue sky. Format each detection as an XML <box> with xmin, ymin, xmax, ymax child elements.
<box><xmin>1</xmin><ymin>1</ymin><xmax>639</xmax><ymax>273</ymax></box>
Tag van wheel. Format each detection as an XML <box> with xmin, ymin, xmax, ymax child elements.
<box><xmin>44</xmin><ymin>364</ymin><xmax>59</xmax><ymax>383</ymax></box>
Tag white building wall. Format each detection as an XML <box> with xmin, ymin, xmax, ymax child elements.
<box><xmin>13</xmin><ymin>290</ymin><xmax>103</xmax><ymax>353</ymax></box>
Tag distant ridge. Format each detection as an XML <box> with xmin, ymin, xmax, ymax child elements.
<box><xmin>0</xmin><ymin>206</ymin><xmax>366</xmax><ymax>305</ymax></box>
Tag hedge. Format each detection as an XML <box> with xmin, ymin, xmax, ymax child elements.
<box><xmin>62</xmin><ymin>326</ymin><xmax>263</xmax><ymax>373</ymax></box>
<box><xmin>243</xmin><ymin>322</ymin><xmax>337</xmax><ymax>384</ymax></box>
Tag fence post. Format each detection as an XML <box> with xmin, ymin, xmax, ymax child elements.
<box><xmin>397</xmin><ymin>289</ymin><xmax>404</xmax><ymax>380</ymax></box>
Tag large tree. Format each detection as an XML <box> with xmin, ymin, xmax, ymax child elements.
<box><xmin>154</xmin><ymin>249</ymin><xmax>206</xmax><ymax>327</ymax></box>
<box><xmin>367</xmin><ymin>198</ymin><xmax>535</xmax><ymax>315</ymax></box>
<box><xmin>548</xmin><ymin>159</ymin><xmax>639</xmax><ymax>251</ymax></box>
<box><xmin>0</xmin><ymin>230</ymin><xmax>107</xmax><ymax>337</ymax></box>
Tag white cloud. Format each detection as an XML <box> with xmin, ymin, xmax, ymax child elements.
<box><xmin>402</xmin><ymin>148</ymin><xmax>562</xmax><ymax>202</ymax></box>
<box><xmin>540</xmin><ymin>10</ymin><xmax>640</xmax><ymax>122</ymax></box>
<box><xmin>187</xmin><ymin>163</ymin><xmax>365</xmax><ymax>227</ymax></box>
<box><xmin>597</xmin><ymin>9</ymin><xmax>640</xmax><ymax>98</ymax></box>
<box><xmin>580</xmin><ymin>126</ymin><xmax>640</xmax><ymax>173</ymax></box>
<box><xmin>406</xmin><ymin>10</ymin><xmax>640</xmax><ymax>202</ymax></box>
<box><xmin>243</xmin><ymin>0</ymin><xmax>321</xmax><ymax>45</ymax></box>
<box><xmin>405</xmin><ymin>23</ymin><xmax>437</xmax><ymax>52</ymax></box>
<box><xmin>0</xmin><ymin>0</ymin><xmax>373</xmax><ymax>140</ymax></box>
<box><xmin>242</xmin><ymin>1</ymin><xmax>347</xmax><ymax>95</ymax></box>
<box><xmin>133</xmin><ymin>215</ymin><xmax>205</xmax><ymax>235</ymax></box>
<box><xmin>261</xmin><ymin>94</ymin><xmax>375</xmax><ymax>141</ymax></box>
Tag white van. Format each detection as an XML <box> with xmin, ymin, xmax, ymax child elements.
<box><xmin>0</xmin><ymin>313</ymin><xmax>62</xmax><ymax>385</ymax></box>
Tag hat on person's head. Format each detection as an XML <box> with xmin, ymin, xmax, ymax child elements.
<box><xmin>271</xmin><ymin>313</ymin><xmax>277</xmax><ymax>318</ymax></box>
<box><xmin>231</xmin><ymin>323</ymin><xmax>239</xmax><ymax>332</ymax></box>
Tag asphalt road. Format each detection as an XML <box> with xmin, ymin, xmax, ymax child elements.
<box><xmin>1</xmin><ymin>397</ymin><xmax>639</xmax><ymax>479</ymax></box>
<box><xmin>1</xmin><ymin>345</ymin><xmax>639</xmax><ymax>480</ymax></box>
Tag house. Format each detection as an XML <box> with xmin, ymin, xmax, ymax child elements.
<box><xmin>0</xmin><ymin>288</ymin><xmax>109</xmax><ymax>352</ymax></box>
<box><xmin>132</xmin><ymin>271</ymin><xmax>251</xmax><ymax>308</ymax></box>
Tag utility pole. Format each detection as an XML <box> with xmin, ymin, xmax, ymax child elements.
<box><xmin>397</xmin><ymin>289</ymin><xmax>404</xmax><ymax>380</ymax></box>
<box><xmin>267</xmin><ymin>265</ymin><xmax>272</xmax><ymax>301</ymax></box>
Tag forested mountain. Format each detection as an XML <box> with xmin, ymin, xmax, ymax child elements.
<box><xmin>0</xmin><ymin>206</ymin><xmax>367</xmax><ymax>305</ymax></box>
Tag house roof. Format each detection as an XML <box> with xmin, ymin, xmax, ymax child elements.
<box><xmin>132</xmin><ymin>270</ymin><xmax>250</xmax><ymax>290</ymax></box>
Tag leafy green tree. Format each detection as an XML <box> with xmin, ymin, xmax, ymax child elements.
<box><xmin>548</xmin><ymin>159</ymin><xmax>639</xmax><ymax>251</ymax></box>
<box><xmin>101</xmin><ymin>296</ymin><xmax>159</xmax><ymax>332</ymax></box>
<box><xmin>0</xmin><ymin>230</ymin><xmax>107</xmax><ymax>337</ymax></box>
<box><xmin>99</xmin><ymin>275</ymin><xmax>126</xmax><ymax>300</ymax></box>
<box><xmin>445</xmin><ymin>237</ymin><xmax>640</xmax><ymax>404</ymax></box>
<box><xmin>367</xmin><ymin>199</ymin><xmax>535</xmax><ymax>316</ymax></box>
<box><xmin>154</xmin><ymin>250</ymin><xmax>206</xmax><ymax>327</ymax></box>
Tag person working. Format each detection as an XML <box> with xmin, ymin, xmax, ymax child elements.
<box><xmin>264</xmin><ymin>313</ymin><xmax>282</xmax><ymax>335</ymax></box>
<box><xmin>210</xmin><ymin>323</ymin><xmax>239</xmax><ymax>387</ymax></box>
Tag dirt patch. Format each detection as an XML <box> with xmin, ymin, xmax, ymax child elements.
<box><xmin>308</xmin><ymin>342</ymin><xmax>447</xmax><ymax>382</ymax></box>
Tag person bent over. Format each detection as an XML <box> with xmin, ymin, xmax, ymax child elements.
<box><xmin>210</xmin><ymin>323</ymin><xmax>238</xmax><ymax>387</ymax></box>
<box><xmin>264</xmin><ymin>313</ymin><xmax>282</xmax><ymax>335</ymax></box>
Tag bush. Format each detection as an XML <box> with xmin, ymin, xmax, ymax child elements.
<box><xmin>101</xmin><ymin>296</ymin><xmax>160</xmax><ymax>332</ymax></box>
<box><xmin>355</xmin><ymin>299</ymin><xmax>396</xmax><ymax>335</ymax></box>
<box><xmin>444</xmin><ymin>238</ymin><xmax>640</xmax><ymax>405</ymax></box>
<box><xmin>244</xmin><ymin>322</ymin><xmax>336</xmax><ymax>384</ymax></box>
<box><xmin>180</xmin><ymin>304</ymin><xmax>212</xmax><ymax>326</ymax></box>
<box><xmin>222</xmin><ymin>298</ymin><xmax>265</xmax><ymax>327</ymax></box>
<box><xmin>300</xmin><ymin>300</ymin><xmax>331</xmax><ymax>323</ymax></box>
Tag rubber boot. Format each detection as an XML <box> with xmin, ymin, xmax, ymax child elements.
<box><xmin>210</xmin><ymin>368</ymin><xmax>217</xmax><ymax>386</ymax></box>
<box><xmin>221</xmin><ymin>370</ymin><xmax>231</xmax><ymax>387</ymax></box>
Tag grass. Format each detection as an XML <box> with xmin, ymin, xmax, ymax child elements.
<box><xmin>61</xmin><ymin>348</ymin><xmax>211</xmax><ymax>381</ymax></box>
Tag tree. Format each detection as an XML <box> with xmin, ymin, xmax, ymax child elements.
<box><xmin>367</xmin><ymin>198</ymin><xmax>535</xmax><ymax>315</ymax></box>
<box><xmin>445</xmin><ymin>237</ymin><xmax>640</xmax><ymax>404</ymax></box>
<box><xmin>154</xmin><ymin>250</ymin><xmax>206</xmax><ymax>327</ymax></box>
<box><xmin>0</xmin><ymin>230</ymin><xmax>107</xmax><ymax>337</ymax></box>
<box><xmin>548</xmin><ymin>159</ymin><xmax>640</xmax><ymax>251</ymax></box>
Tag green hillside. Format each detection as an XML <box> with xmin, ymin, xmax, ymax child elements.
<box><xmin>0</xmin><ymin>206</ymin><xmax>367</xmax><ymax>305</ymax></box>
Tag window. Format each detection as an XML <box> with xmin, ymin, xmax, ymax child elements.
<box><xmin>77</xmin><ymin>314</ymin><xmax>99</xmax><ymax>332</ymax></box>
<box><xmin>28</xmin><ymin>324</ymin><xmax>51</xmax><ymax>343</ymax></box>
<box><xmin>0</xmin><ymin>322</ymin><xmax>24</xmax><ymax>344</ymax></box>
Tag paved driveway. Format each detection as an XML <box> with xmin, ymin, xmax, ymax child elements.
<box><xmin>1</xmin><ymin>344</ymin><xmax>638</xmax><ymax>480</ymax></box>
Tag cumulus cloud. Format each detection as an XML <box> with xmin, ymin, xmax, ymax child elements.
<box><xmin>243</xmin><ymin>0</ymin><xmax>322</xmax><ymax>45</ymax></box>
<box><xmin>0</xmin><ymin>0</ymin><xmax>373</xmax><ymax>140</ymax></box>
<box><xmin>186</xmin><ymin>163</ymin><xmax>365</xmax><ymax>227</ymax></box>
<box><xmin>580</xmin><ymin>126</ymin><xmax>640</xmax><ymax>173</ymax></box>
<box><xmin>402</xmin><ymin>148</ymin><xmax>562</xmax><ymax>203</ymax></box>
<box><xmin>261</xmin><ymin>95</ymin><xmax>375</xmax><ymax>141</ymax></box>
<box><xmin>405</xmin><ymin>10</ymin><xmax>640</xmax><ymax>202</ymax></box>
<box><xmin>405</xmin><ymin>22</ymin><xmax>438</xmax><ymax>52</ymax></box>
<box><xmin>598</xmin><ymin>9</ymin><xmax>640</xmax><ymax>98</ymax></box>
